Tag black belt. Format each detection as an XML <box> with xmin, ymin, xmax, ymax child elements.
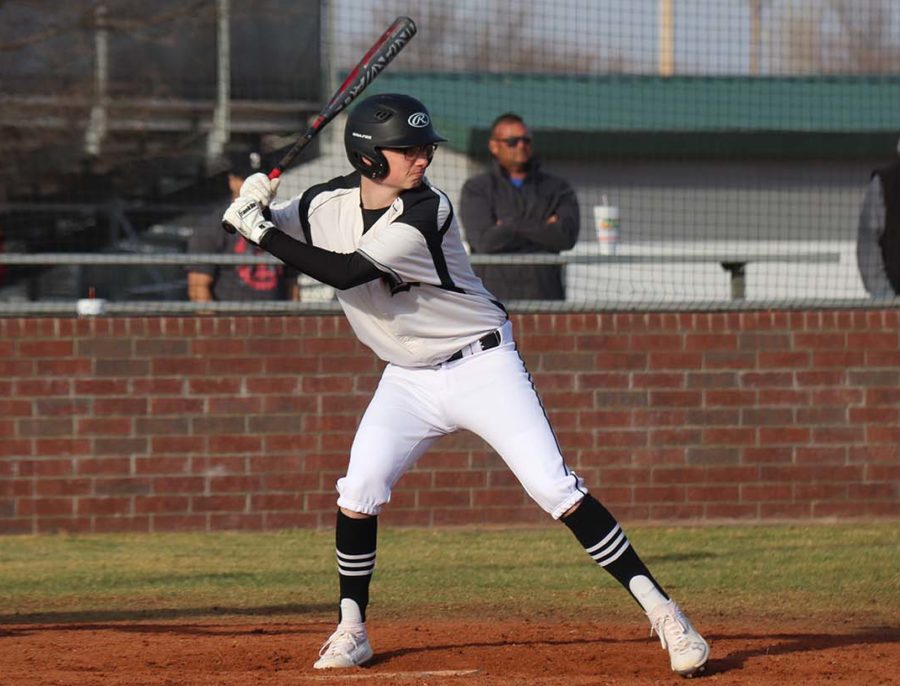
<box><xmin>446</xmin><ymin>330</ymin><xmax>502</xmax><ymax>363</ymax></box>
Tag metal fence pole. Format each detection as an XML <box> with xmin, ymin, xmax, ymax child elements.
<box><xmin>208</xmin><ymin>0</ymin><xmax>231</xmax><ymax>160</ymax></box>
<box><xmin>85</xmin><ymin>3</ymin><xmax>109</xmax><ymax>156</ymax></box>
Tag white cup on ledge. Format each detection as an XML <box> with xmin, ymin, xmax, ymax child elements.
<box><xmin>76</xmin><ymin>298</ymin><xmax>107</xmax><ymax>317</ymax></box>
<box><xmin>593</xmin><ymin>201</ymin><xmax>619</xmax><ymax>256</ymax></box>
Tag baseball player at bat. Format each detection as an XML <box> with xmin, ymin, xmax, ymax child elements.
<box><xmin>222</xmin><ymin>93</ymin><xmax>710</xmax><ymax>677</ymax></box>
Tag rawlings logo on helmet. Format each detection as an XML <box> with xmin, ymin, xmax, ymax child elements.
<box><xmin>407</xmin><ymin>112</ymin><xmax>430</xmax><ymax>128</ymax></box>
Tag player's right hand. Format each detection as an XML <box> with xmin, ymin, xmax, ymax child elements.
<box><xmin>222</xmin><ymin>196</ymin><xmax>276</xmax><ymax>245</ymax></box>
<box><xmin>240</xmin><ymin>172</ymin><xmax>280</xmax><ymax>208</ymax></box>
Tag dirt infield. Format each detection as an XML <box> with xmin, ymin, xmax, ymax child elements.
<box><xmin>2</xmin><ymin>616</ymin><xmax>897</xmax><ymax>686</ymax></box>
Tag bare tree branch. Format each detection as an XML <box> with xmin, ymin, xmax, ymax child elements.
<box><xmin>767</xmin><ymin>0</ymin><xmax>899</xmax><ymax>74</ymax></box>
<box><xmin>0</xmin><ymin>4</ymin><xmax>93</xmax><ymax>52</ymax></box>
<box><xmin>363</xmin><ymin>2</ymin><xmax>633</xmax><ymax>74</ymax></box>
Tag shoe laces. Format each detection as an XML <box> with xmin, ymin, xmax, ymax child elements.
<box><xmin>649</xmin><ymin>603</ymin><xmax>694</xmax><ymax>653</ymax></box>
<box><xmin>318</xmin><ymin>624</ymin><xmax>366</xmax><ymax>659</ymax></box>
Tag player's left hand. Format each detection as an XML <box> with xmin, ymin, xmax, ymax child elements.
<box><xmin>222</xmin><ymin>197</ymin><xmax>276</xmax><ymax>244</ymax></box>
<box><xmin>240</xmin><ymin>172</ymin><xmax>280</xmax><ymax>208</ymax></box>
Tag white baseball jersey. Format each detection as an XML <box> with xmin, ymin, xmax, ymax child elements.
<box><xmin>267</xmin><ymin>171</ymin><xmax>586</xmax><ymax>520</ymax></box>
<box><xmin>270</xmin><ymin>173</ymin><xmax>507</xmax><ymax>367</ymax></box>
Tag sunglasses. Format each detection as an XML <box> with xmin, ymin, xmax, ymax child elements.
<box><xmin>493</xmin><ymin>136</ymin><xmax>532</xmax><ymax>148</ymax></box>
<box><xmin>384</xmin><ymin>143</ymin><xmax>438</xmax><ymax>161</ymax></box>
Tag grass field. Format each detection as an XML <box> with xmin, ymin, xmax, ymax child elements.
<box><xmin>1</xmin><ymin>522</ymin><xmax>897</xmax><ymax>624</ymax></box>
<box><xmin>1</xmin><ymin>523</ymin><xmax>898</xmax><ymax>685</ymax></box>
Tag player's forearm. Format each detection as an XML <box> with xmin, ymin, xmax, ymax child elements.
<box><xmin>522</xmin><ymin>189</ymin><xmax>580</xmax><ymax>252</ymax></box>
<box><xmin>463</xmin><ymin>197</ymin><xmax>579</xmax><ymax>253</ymax></box>
<box><xmin>260</xmin><ymin>229</ymin><xmax>381</xmax><ymax>289</ymax></box>
<box><xmin>516</xmin><ymin>214</ymin><xmax>579</xmax><ymax>252</ymax></box>
<box><xmin>467</xmin><ymin>222</ymin><xmax>527</xmax><ymax>252</ymax></box>
<box><xmin>476</xmin><ymin>218</ymin><xmax>568</xmax><ymax>253</ymax></box>
<box><xmin>187</xmin><ymin>272</ymin><xmax>214</xmax><ymax>302</ymax></box>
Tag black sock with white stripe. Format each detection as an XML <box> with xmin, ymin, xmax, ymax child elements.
<box><xmin>561</xmin><ymin>494</ymin><xmax>669</xmax><ymax>609</ymax></box>
<box><xmin>335</xmin><ymin>510</ymin><xmax>377</xmax><ymax>623</ymax></box>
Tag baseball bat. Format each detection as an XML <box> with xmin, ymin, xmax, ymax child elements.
<box><xmin>223</xmin><ymin>16</ymin><xmax>417</xmax><ymax>233</ymax></box>
<box><xmin>270</xmin><ymin>15</ymin><xmax>417</xmax><ymax>179</ymax></box>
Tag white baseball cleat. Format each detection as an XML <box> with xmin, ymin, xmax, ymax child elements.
<box><xmin>647</xmin><ymin>600</ymin><xmax>710</xmax><ymax>677</ymax></box>
<box><xmin>313</xmin><ymin>624</ymin><xmax>373</xmax><ymax>669</ymax></box>
<box><xmin>313</xmin><ymin>599</ymin><xmax>373</xmax><ymax>669</ymax></box>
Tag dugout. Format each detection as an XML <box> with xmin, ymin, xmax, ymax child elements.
<box><xmin>364</xmin><ymin>73</ymin><xmax>900</xmax><ymax>245</ymax></box>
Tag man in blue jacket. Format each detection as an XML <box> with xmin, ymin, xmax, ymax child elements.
<box><xmin>459</xmin><ymin>113</ymin><xmax>580</xmax><ymax>301</ymax></box>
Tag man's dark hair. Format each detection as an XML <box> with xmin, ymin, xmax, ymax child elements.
<box><xmin>490</xmin><ymin>112</ymin><xmax>526</xmax><ymax>137</ymax></box>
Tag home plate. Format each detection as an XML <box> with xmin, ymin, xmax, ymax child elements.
<box><xmin>307</xmin><ymin>669</ymin><xmax>479</xmax><ymax>680</ymax></box>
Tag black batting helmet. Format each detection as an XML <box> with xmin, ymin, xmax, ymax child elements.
<box><xmin>344</xmin><ymin>93</ymin><xmax>446</xmax><ymax>179</ymax></box>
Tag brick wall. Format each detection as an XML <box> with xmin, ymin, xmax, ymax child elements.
<box><xmin>1</xmin><ymin>310</ymin><xmax>898</xmax><ymax>534</ymax></box>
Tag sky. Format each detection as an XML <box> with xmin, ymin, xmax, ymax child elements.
<box><xmin>330</xmin><ymin>0</ymin><xmax>900</xmax><ymax>76</ymax></box>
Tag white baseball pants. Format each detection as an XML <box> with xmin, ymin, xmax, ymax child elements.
<box><xmin>336</xmin><ymin>321</ymin><xmax>587</xmax><ymax>519</ymax></box>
